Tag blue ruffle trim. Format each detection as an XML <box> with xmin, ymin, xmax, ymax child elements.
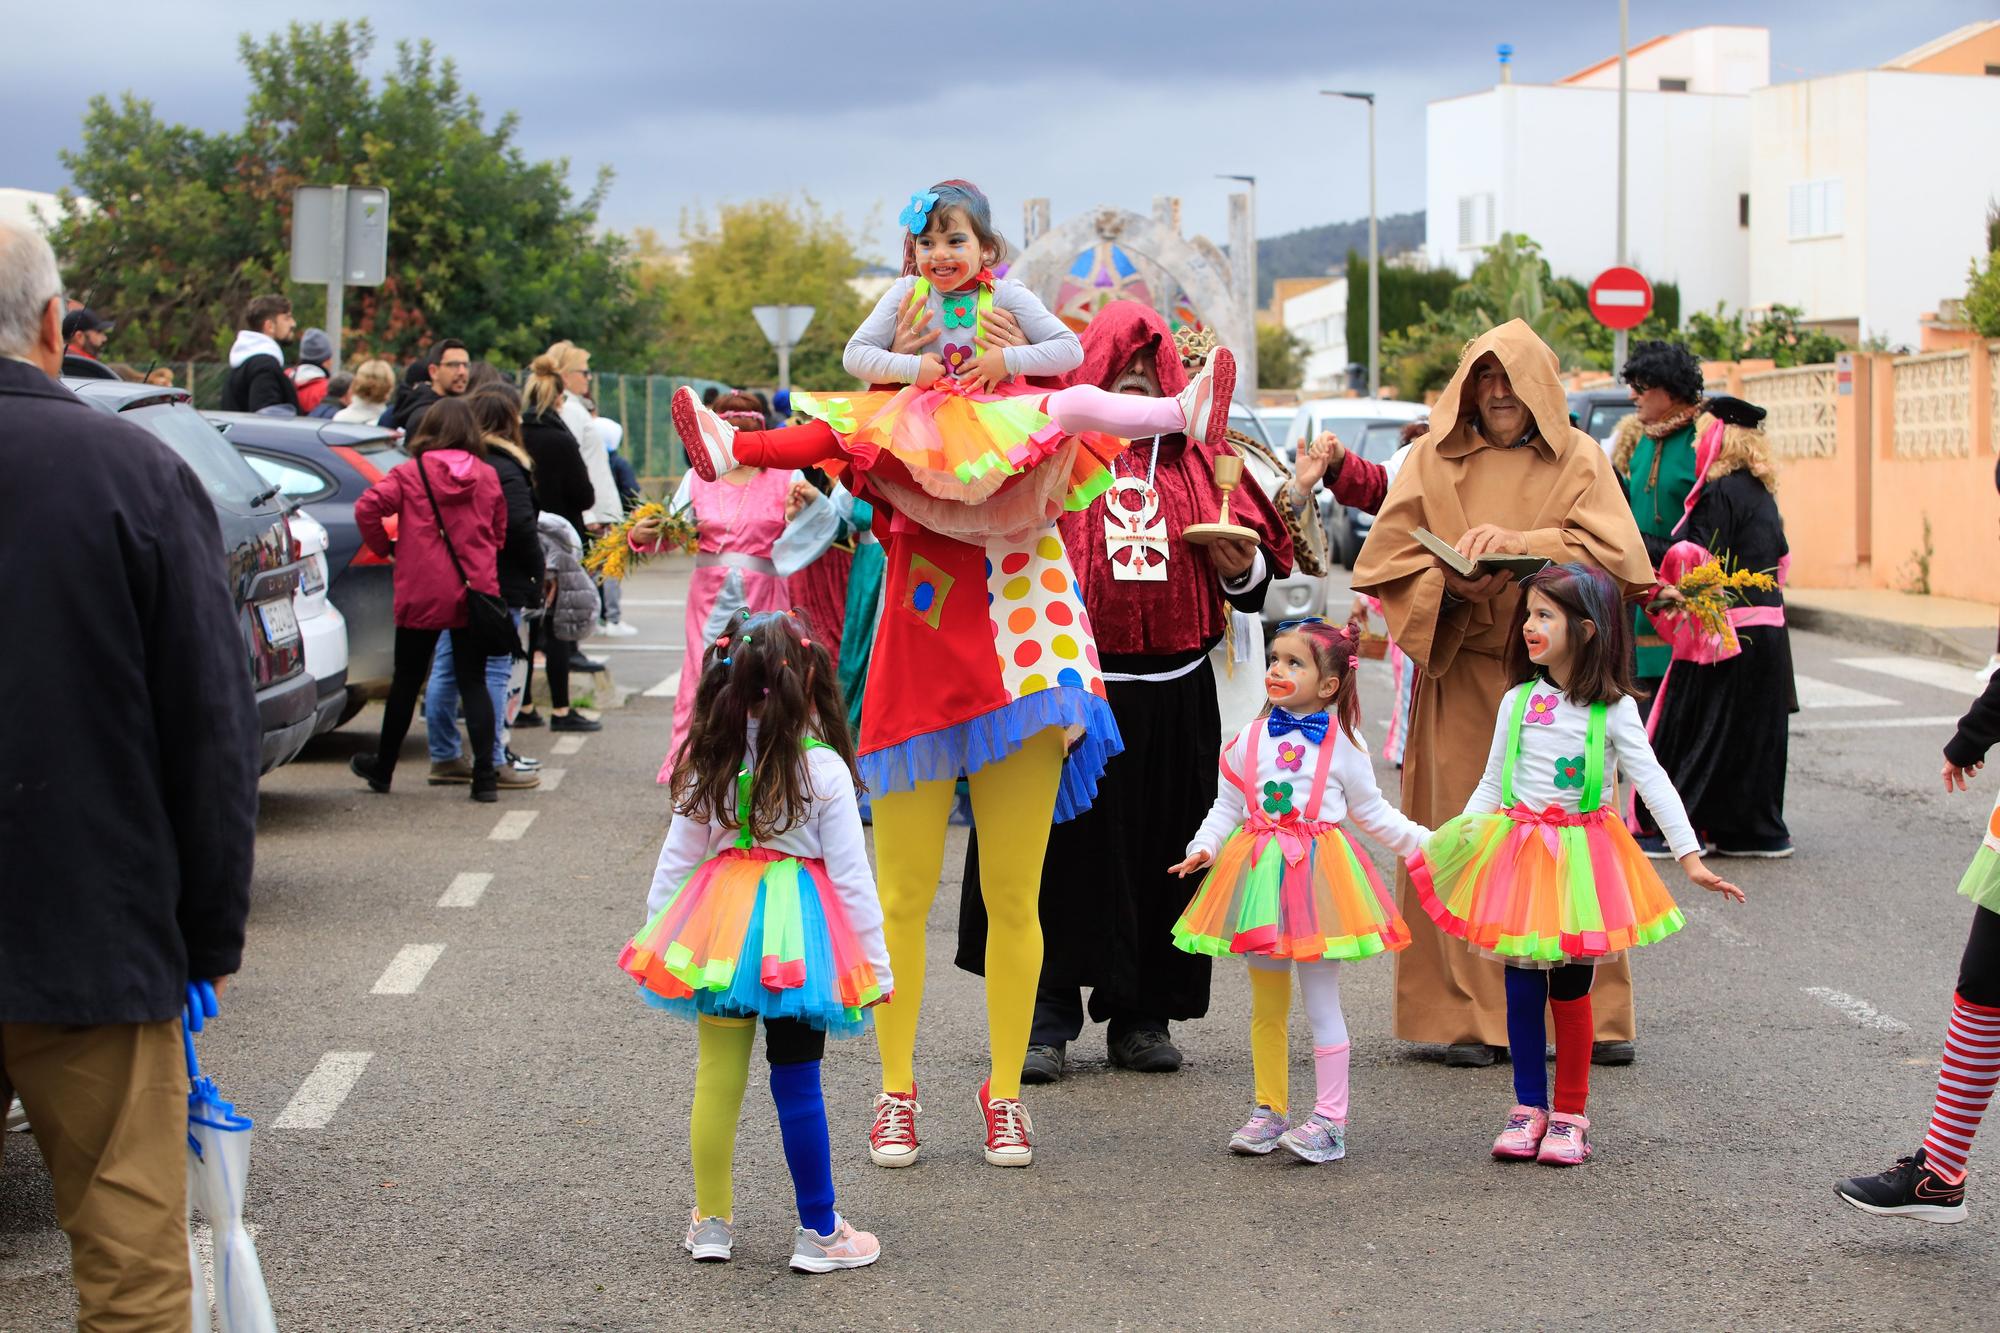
<box><xmin>859</xmin><ymin>686</ymin><xmax>1124</xmax><ymax>824</ymax></box>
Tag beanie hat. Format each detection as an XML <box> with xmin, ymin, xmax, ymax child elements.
<box><xmin>299</xmin><ymin>327</ymin><xmax>333</xmax><ymax>363</ymax></box>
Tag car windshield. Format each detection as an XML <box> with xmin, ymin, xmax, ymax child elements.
<box><xmin>1354</xmin><ymin>421</ymin><xmax>1407</xmax><ymax>464</ymax></box>
<box><xmin>129</xmin><ymin>403</ymin><xmax>272</xmax><ymax>507</ymax></box>
<box><xmin>1585</xmin><ymin>401</ymin><xmax>1635</xmax><ymax>441</ymax></box>
<box><xmin>1227</xmin><ymin>405</ymin><xmax>1271</xmax><ymax>448</ymax></box>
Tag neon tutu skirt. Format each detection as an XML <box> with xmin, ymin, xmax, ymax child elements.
<box><xmin>1958</xmin><ymin>791</ymin><xmax>2000</xmax><ymax>913</ymax></box>
<box><xmin>1172</xmin><ymin>817</ymin><xmax>1412</xmax><ymax>962</ymax></box>
<box><xmin>794</xmin><ymin>380</ymin><xmax>1120</xmax><ymax>509</ymax></box>
<box><xmin>617</xmin><ymin>847</ymin><xmax>884</xmax><ymax>1038</ymax></box>
<box><xmin>1412</xmin><ymin>804</ymin><xmax>1685</xmax><ymax>967</ymax></box>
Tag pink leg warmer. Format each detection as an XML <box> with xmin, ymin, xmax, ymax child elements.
<box><xmin>1312</xmin><ymin>1042</ymin><xmax>1351</xmax><ymax>1124</ymax></box>
<box><xmin>1042</xmin><ymin>384</ymin><xmax>1185</xmax><ymax>440</ymax></box>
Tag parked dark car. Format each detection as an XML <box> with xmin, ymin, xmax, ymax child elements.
<box><xmin>204</xmin><ymin>411</ymin><xmax>405</xmax><ymax>726</ymax></box>
<box><xmin>64</xmin><ymin>379</ymin><xmax>316</xmax><ymax>772</ymax></box>
<box><xmin>1569</xmin><ymin>387</ymin><xmax>1635</xmax><ymax>447</ymax></box>
<box><xmin>1326</xmin><ymin>417</ymin><xmax>1424</xmax><ymax>568</ymax></box>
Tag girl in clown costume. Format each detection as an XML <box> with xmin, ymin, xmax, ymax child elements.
<box><xmin>1170</xmin><ymin>618</ymin><xmax>1429</xmax><ymax>1165</ymax></box>
<box><xmin>661</xmin><ymin>179</ymin><xmax>1237</xmax><ymax>1168</ymax></box>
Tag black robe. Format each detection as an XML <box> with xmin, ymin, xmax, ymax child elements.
<box><xmin>1643</xmin><ymin>470</ymin><xmax>1797</xmax><ymax>843</ymax></box>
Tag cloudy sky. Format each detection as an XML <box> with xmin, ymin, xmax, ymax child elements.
<box><xmin>7</xmin><ymin>1</ymin><xmax>1991</xmax><ymax>262</ymax></box>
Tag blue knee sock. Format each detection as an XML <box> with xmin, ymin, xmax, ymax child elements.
<box><xmin>1503</xmin><ymin>966</ymin><xmax>1550</xmax><ymax>1110</ymax></box>
<box><xmin>769</xmin><ymin>1060</ymin><xmax>837</xmax><ymax>1235</ymax></box>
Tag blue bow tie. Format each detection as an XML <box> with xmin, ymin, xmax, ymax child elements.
<box><xmin>1267</xmin><ymin>708</ymin><xmax>1329</xmax><ymax>745</ymax></box>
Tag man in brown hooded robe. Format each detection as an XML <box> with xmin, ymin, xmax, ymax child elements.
<box><xmin>1352</xmin><ymin>319</ymin><xmax>1654</xmax><ymax>1064</ymax></box>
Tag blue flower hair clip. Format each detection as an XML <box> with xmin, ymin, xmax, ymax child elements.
<box><xmin>898</xmin><ymin>190</ymin><xmax>941</xmax><ymax>235</ymax></box>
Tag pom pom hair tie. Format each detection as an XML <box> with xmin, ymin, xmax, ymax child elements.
<box><xmin>1348</xmin><ymin>655</ymin><xmax>1361</xmax><ymax>671</ymax></box>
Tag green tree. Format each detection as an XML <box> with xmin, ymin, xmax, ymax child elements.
<box><xmin>1256</xmin><ymin>321</ymin><xmax>1309</xmax><ymax>391</ymax></box>
<box><xmin>51</xmin><ymin>21</ymin><xmax>650</xmax><ymax>368</ymax></box>
<box><xmin>1343</xmin><ymin>251</ymin><xmax>1458</xmax><ymax>365</ymax></box>
<box><xmin>649</xmin><ymin>198</ymin><xmax>871</xmax><ymax>388</ymax></box>
<box><xmin>1379</xmin><ymin>234</ymin><xmax>1599</xmax><ymax>396</ymax></box>
<box><xmin>1964</xmin><ymin>206</ymin><xmax>2000</xmax><ymax>337</ymax></box>
<box><xmin>1682</xmin><ymin>301</ymin><xmax>1845</xmax><ymax>366</ymax></box>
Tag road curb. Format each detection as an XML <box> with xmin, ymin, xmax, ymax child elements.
<box><xmin>1787</xmin><ymin>602</ymin><xmax>1989</xmax><ymax>668</ymax></box>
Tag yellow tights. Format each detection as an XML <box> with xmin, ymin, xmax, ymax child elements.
<box><xmin>1249</xmin><ymin>964</ymin><xmax>1292</xmax><ymax>1117</ymax></box>
<box><xmin>871</xmin><ymin>727</ymin><xmax>1064</xmax><ymax>1101</ymax></box>
<box><xmin>690</xmin><ymin>1015</ymin><xmax>755</xmax><ymax>1219</ymax></box>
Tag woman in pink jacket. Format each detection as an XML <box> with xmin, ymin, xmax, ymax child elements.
<box><xmin>351</xmin><ymin>397</ymin><xmax>510</xmax><ymax>801</ymax></box>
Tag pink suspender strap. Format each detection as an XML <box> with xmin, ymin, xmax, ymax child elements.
<box><xmin>1238</xmin><ymin>725</ymin><xmax>1263</xmax><ymax>806</ymax></box>
<box><xmin>1302</xmin><ymin>727</ymin><xmax>1340</xmax><ymax>821</ymax></box>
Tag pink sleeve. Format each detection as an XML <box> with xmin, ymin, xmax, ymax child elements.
<box><xmin>354</xmin><ymin>469</ymin><xmax>402</xmax><ymax>556</ymax></box>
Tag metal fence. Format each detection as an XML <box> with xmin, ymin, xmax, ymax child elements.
<box><xmin>169</xmin><ymin>363</ymin><xmax>727</xmax><ymax>493</ymax></box>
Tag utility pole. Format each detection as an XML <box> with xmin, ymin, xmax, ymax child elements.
<box><xmin>1323</xmin><ymin>91</ymin><xmax>1378</xmax><ymax>398</ymax></box>
<box><xmin>1615</xmin><ymin>0</ymin><xmax>1631</xmax><ymax>374</ymax></box>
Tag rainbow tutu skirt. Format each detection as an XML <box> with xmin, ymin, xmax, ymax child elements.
<box><xmin>1412</xmin><ymin>804</ymin><xmax>1685</xmax><ymax>967</ymax></box>
<box><xmin>1172</xmin><ymin>816</ymin><xmax>1411</xmax><ymax>963</ymax></box>
<box><xmin>1958</xmin><ymin>790</ymin><xmax>2000</xmax><ymax>913</ymax></box>
<box><xmin>793</xmin><ymin>380</ymin><xmax>1118</xmax><ymax>510</ymax></box>
<box><xmin>617</xmin><ymin>847</ymin><xmax>884</xmax><ymax>1037</ymax></box>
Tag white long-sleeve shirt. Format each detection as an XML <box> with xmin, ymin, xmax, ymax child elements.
<box><xmin>646</xmin><ymin>729</ymin><xmax>892</xmax><ymax>994</ymax></box>
<box><xmin>1462</xmin><ymin>683</ymin><xmax>1702</xmax><ymax>859</ymax></box>
<box><xmin>843</xmin><ymin>275</ymin><xmax>1083</xmax><ymax>385</ymax></box>
<box><xmin>562</xmin><ymin>393</ymin><xmax>625</xmax><ymax>526</ymax></box>
<box><xmin>1188</xmin><ymin>717</ymin><xmax>1431</xmax><ymax>861</ymax></box>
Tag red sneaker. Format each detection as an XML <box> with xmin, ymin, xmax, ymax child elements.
<box><xmin>978</xmin><ymin>1079</ymin><xmax>1034</xmax><ymax>1167</ymax></box>
<box><xmin>868</xmin><ymin>1090</ymin><xmax>920</xmax><ymax>1168</ymax></box>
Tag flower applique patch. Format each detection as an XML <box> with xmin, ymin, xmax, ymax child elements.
<box><xmin>941</xmin><ymin>292</ymin><xmax>977</xmax><ymax>330</ymax></box>
<box><xmin>1552</xmin><ymin>757</ymin><xmax>1587</xmax><ymax>791</ymax></box>
<box><xmin>1526</xmin><ymin>693</ymin><xmax>1559</xmax><ymax>726</ymax></box>
<box><xmin>1275</xmin><ymin>741</ymin><xmax>1306</xmax><ymax>773</ymax></box>
<box><xmin>1262</xmin><ymin>781</ymin><xmax>1295</xmax><ymax>816</ymax></box>
<box><xmin>942</xmin><ymin>342</ymin><xmax>975</xmax><ymax>374</ymax></box>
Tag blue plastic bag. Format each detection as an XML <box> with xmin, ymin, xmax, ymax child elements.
<box><xmin>183</xmin><ymin>982</ymin><xmax>277</xmax><ymax>1333</ymax></box>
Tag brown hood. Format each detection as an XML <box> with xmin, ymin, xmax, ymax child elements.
<box><xmin>1426</xmin><ymin>318</ymin><xmax>1577</xmax><ymax>452</ymax></box>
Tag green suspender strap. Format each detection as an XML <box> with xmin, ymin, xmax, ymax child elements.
<box><xmin>907</xmin><ymin>276</ymin><xmax>996</xmax><ymax>352</ymax></box>
<box><xmin>732</xmin><ymin>738</ymin><xmax>832</xmax><ymax>850</ymax></box>
<box><xmin>1499</xmin><ymin>686</ymin><xmax>1532</xmax><ymax>807</ymax></box>
<box><xmin>1499</xmin><ymin>689</ymin><xmax>1608</xmax><ymax>812</ymax></box>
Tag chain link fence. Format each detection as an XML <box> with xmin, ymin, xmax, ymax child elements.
<box><xmin>169</xmin><ymin>363</ymin><xmax>728</xmax><ymax>496</ymax></box>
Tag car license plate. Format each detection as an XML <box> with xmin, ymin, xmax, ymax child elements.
<box><xmin>258</xmin><ymin>598</ymin><xmax>300</xmax><ymax>645</ymax></box>
<box><xmin>303</xmin><ymin>557</ymin><xmax>326</xmax><ymax>595</ymax></box>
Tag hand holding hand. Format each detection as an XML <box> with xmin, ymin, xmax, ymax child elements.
<box><xmin>1681</xmin><ymin>853</ymin><xmax>1745</xmax><ymax>903</ymax></box>
<box><xmin>1169</xmin><ymin>849</ymin><xmax>1214</xmax><ymax>878</ymax></box>
<box><xmin>891</xmin><ymin>287</ymin><xmax>935</xmax><ymax>356</ymax></box>
<box><xmin>1210</xmin><ymin>537</ymin><xmax>1257</xmax><ymax>580</ymax></box>
<box><xmin>1945</xmin><ymin>758</ymin><xmax>1985</xmax><ymax>793</ymax></box>
<box><xmin>981</xmin><ymin>305</ymin><xmax>1028</xmax><ymax>349</ymax></box>
<box><xmin>915</xmin><ymin>353</ymin><xmax>947</xmax><ymax>388</ymax></box>
<box><xmin>964</xmin><ymin>347</ymin><xmax>1011</xmax><ymax>391</ymax></box>
<box><xmin>1292</xmin><ymin>431</ymin><xmax>1345</xmax><ymax>492</ymax></box>
<box><xmin>1458</xmin><ymin>524</ymin><xmax>1528</xmax><ymax>559</ymax></box>
<box><xmin>1440</xmin><ymin>564</ymin><xmax>1513</xmax><ymax>603</ymax></box>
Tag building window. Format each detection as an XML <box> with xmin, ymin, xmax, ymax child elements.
<box><xmin>1658</xmin><ymin>77</ymin><xmax>1689</xmax><ymax>92</ymax></box>
<box><xmin>1986</xmin><ymin>64</ymin><xmax>2000</xmax><ymax>76</ymax></box>
<box><xmin>1457</xmin><ymin>192</ymin><xmax>1495</xmax><ymax>250</ymax></box>
<box><xmin>1739</xmin><ymin>193</ymin><xmax>1750</xmax><ymax>228</ymax></box>
<box><xmin>1788</xmin><ymin>179</ymin><xmax>1844</xmax><ymax>240</ymax></box>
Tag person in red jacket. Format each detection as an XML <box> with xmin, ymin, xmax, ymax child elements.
<box><xmin>350</xmin><ymin>396</ymin><xmax>509</xmax><ymax>801</ymax></box>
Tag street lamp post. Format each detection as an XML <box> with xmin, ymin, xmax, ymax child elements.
<box><xmin>1615</xmin><ymin>0</ymin><xmax>1631</xmax><ymax>373</ymax></box>
<box><xmin>1216</xmin><ymin>173</ymin><xmax>1257</xmax><ymax>391</ymax></box>
<box><xmin>1323</xmin><ymin>90</ymin><xmax>1378</xmax><ymax>399</ymax></box>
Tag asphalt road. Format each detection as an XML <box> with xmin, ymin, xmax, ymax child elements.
<box><xmin>5</xmin><ymin>558</ymin><xmax>1999</xmax><ymax>1331</ymax></box>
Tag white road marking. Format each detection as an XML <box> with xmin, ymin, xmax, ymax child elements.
<box><xmin>1791</xmin><ymin>714</ymin><xmax>1961</xmax><ymax>733</ymax></box>
<box><xmin>551</xmin><ymin>735</ymin><xmax>589</xmax><ymax>755</ymax></box>
<box><xmin>438</xmin><ymin>872</ymin><xmax>493</xmax><ymax>908</ymax></box>
<box><xmin>371</xmin><ymin>944</ymin><xmax>445</xmax><ymax>995</ymax></box>
<box><xmin>1679</xmin><ymin>901</ymin><xmax>1752</xmax><ymax>949</ymax></box>
<box><xmin>1802</xmin><ymin>986</ymin><xmax>1910</xmax><ymax>1033</ymax></box>
<box><xmin>489</xmin><ymin>810</ymin><xmax>539</xmax><ymax>840</ymax></box>
<box><xmin>645</xmin><ymin>670</ymin><xmax>682</xmax><ymax>699</ymax></box>
<box><xmin>617</xmin><ymin>598</ymin><xmax>686</xmax><ymax>608</ymax></box>
<box><xmin>539</xmin><ymin>767</ymin><xmax>566</xmax><ymax>791</ymax></box>
<box><xmin>579</xmin><ymin>642</ymin><xmax>685</xmax><ymax>652</ymax></box>
<box><xmin>1838</xmin><ymin>656</ymin><xmax>1985</xmax><ymax>700</ymax></box>
<box><xmin>1793</xmin><ymin>673</ymin><xmax>1898</xmax><ymax>709</ymax></box>
<box><xmin>272</xmin><ymin>1051</ymin><xmax>373</xmax><ymax>1129</ymax></box>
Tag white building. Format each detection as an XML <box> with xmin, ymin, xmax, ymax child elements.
<box><xmin>1425</xmin><ymin>26</ymin><xmax>1763</xmax><ymax>321</ymax></box>
<box><xmin>0</xmin><ymin>188</ymin><xmax>66</xmax><ymax>235</ymax></box>
<box><xmin>1279</xmin><ymin>276</ymin><xmax>1349</xmax><ymax>392</ymax></box>
<box><xmin>1748</xmin><ymin>22</ymin><xmax>2000</xmax><ymax>345</ymax></box>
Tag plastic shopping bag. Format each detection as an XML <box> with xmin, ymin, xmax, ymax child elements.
<box><xmin>183</xmin><ymin>982</ymin><xmax>278</xmax><ymax>1333</ymax></box>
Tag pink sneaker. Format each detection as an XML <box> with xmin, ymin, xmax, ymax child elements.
<box><xmin>1491</xmin><ymin>1104</ymin><xmax>1550</xmax><ymax>1160</ymax></box>
<box><xmin>1537</xmin><ymin>1111</ymin><xmax>1592</xmax><ymax>1166</ymax></box>
<box><xmin>790</xmin><ymin>1214</ymin><xmax>881</xmax><ymax>1273</ymax></box>
<box><xmin>670</xmin><ymin>386</ymin><xmax>738</xmax><ymax>482</ymax></box>
<box><xmin>867</xmin><ymin>1090</ymin><xmax>921</xmax><ymax>1168</ymax></box>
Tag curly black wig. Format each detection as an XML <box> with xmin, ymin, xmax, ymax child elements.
<box><xmin>1620</xmin><ymin>340</ymin><xmax>1705</xmax><ymax>404</ymax></box>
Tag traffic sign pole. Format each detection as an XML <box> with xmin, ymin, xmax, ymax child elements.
<box><xmin>325</xmin><ymin>185</ymin><xmax>346</xmax><ymax>374</ymax></box>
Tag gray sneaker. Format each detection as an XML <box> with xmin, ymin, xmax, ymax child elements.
<box><xmin>682</xmin><ymin>1209</ymin><xmax>733</xmax><ymax>1262</ymax></box>
<box><xmin>1228</xmin><ymin>1105</ymin><xmax>1288</xmax><ymax>1155</ymax></box>
<box><xmin>789</xmin><ymin>1214</ymin><xmax>881</xmax><ymax>1273</ymax></box>
<box><xmin>1021</xmin><ymin>1043</ymin><xmax>1065</xmax><ymax>1085</ymax></box>
<box><xmin>1277</xmin><ymin>1113</ymin><xmax>1347</xmax><ymax>1164</ymax></box>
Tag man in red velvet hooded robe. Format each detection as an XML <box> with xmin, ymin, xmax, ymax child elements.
<box><xmin>955</xmin><ymin>300</ymin><xmax>1294</xmax><ymax>1078</ymax></box>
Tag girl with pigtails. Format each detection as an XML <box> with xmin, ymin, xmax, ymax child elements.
<box><xmin>648</xmin><ymin>178</ymin><xmax>1239</xmax><ymax>1168</ymax></box>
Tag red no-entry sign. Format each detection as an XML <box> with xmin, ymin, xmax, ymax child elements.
<box><xmin>1588</xmin><ymin>266</ymin><xmax>1653</xmax><ymax>330</ymax></box>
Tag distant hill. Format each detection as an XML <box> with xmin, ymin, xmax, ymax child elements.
<box><xmin>1254</xmin><ymin>211</ymin><xmax>1427</xmax><ymax>304</ymax></box>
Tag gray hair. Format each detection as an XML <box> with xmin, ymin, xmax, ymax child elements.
<box><xmin>0</xmin><ymin>220</ymin><xmax>63</xmax><ymax>361</ymax></box>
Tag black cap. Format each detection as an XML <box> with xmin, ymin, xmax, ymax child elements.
<box><xmin>1702</xmin><ymin>394</ymin><xmax>1767</xmax><ymax>429</ymax></box>
<box><xmin>62</xmin><ymin>308</ymin><xmax>114</xmax><ymax>340</ymax></box>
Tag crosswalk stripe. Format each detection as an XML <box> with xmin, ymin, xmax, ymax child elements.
<box><xmin>1790</xmin><ymin>714</ymin><xmax>1961</xmax><ymax>733</ymax></box>
<box><xmin>272</xmin><ymin>1051</ymin><xmax>373</xmax><ymax>1129</ymax></box>
<box><xmin>1837</xmin><ymin>656</ymin><xmax>1985</xmax><ymax>700</ymax></box>
<box><xmin>645</xmin><ymin>670</ymin><xmax>682</xmax><ymax>699</ymax></box>
<box><xmin>1793</xmin><ymin>673</ymin><xmax>1898</xmax><ymax>709</ymax></box>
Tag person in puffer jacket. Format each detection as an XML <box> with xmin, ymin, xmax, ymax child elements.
<box><xmin>532</xmin><ymin>510</ymin><xmax>603</xmax><ymax>733</ymax></box>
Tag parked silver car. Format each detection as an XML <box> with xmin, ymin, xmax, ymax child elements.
<box><xmin>1229</xmin><ymin>406</ymin><xmax>1326</xmax><ymax>628</ymax></box>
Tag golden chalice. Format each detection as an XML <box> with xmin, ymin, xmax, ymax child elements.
<box><xmin>1182</xmin><ymin>453</ymin><xmax>1260</xmax><ymax>546</ymax></box>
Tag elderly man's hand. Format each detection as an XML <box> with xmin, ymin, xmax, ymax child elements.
<box><xmin>1210</xmin><ymin>537</ymin><xmax>1258</xmax><ymax>580</ymax></box>
<box><xmin>1458</xmin><ymin>523</ymin><xmax>1529</xmax><ymax>559</ymax></box>
<box><xmin>1440</xmin><ymin>563</ymin><xmax>1513</xmax><ymax>603</ymax></box>
<box><xmin>1292</xmin><ymin>431</ymin><xmax>1345</xmax><ymax>492</ymax></box>
<box><xmin>981</xmin><ymin>306</ymin><xmax>1029</xmax><ymax>350</ymax></box>
<box><xmin>890</xmin><ymin>286</ymin><xmax>936</xmax><ymax>356</ymax></box>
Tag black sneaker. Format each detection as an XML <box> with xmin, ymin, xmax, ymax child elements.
<box><xmin>550</xmin><ymin>711</ymin><xmax>603</xmax><ymax>733</ymax></box>
<box><xmin>505</xmin><ymin>748</ymin><xmax>541</xmax><ymax>771</ymax></box>
<box><xmin>1634</xmin><ymin>834</ymin><xmax>1675</xmax><ymax>861</ymax></box>
<box><xmin>1443</xmin><ymin>1043</ymin><xmax>1500</xmax><ymax>1068</ymax></box>
<box><xmin>1835</xmin><ymin>1148</ymin><xmax>1967</xmax><ymax>1224</ymax></box>
<box><xmin>1021</xmin><ymin>1044</ymin><xmax>1066</xmax><ymax>1085</ymax></box>
<box><xmin>1592</xmin><ymin>1040</ymin><xmax>1636</xmax><ymax>1066</ymax></box>
<box><xmin>1714</xmin><ymin>836</ymin><xmax>1795</xmax><ymax>859</ymax></box>
<box><xmin>513</xmin><ymin>708</ymin><xmax>545</xmax><ymax>729</ymax></box>
<box><xmin>470</xmin><ymin>772</ymin><xmax>499</xmax><ymax>804</ymax></box>
<box><xmin>349</xmin><ymin>753</ymin><xmax>391</xmax><ymax>793</ymax></box>
<box><xmin>570</xmin><ymin>654</ymin><xmax>608</xmax><ymax>673</ymax></box>
<box><xmin>1108</xmin><ymin>1029</ymin><xmax>1182</xmax><ymax>1073</ymax></box>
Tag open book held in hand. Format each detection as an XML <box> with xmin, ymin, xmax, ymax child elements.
<box><xmin>1414</xmin><ymin>526</ymin><xmax>1552</xmax><ymax>580</ymax></box>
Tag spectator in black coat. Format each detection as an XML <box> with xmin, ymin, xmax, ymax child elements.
<box><xmin>219</xmin><ymin>293</ymin><xmax>300</xmax><ymax>413</ymax></box>
<box><xmin>0</xmin><ymin>219</ymin><xmax>259</xmax><ymax>1328</ymax></box>
<box><xmin>386</xmin><ymin>338</ymin><xmax>471</xmax><ymax>433</ymax></box>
